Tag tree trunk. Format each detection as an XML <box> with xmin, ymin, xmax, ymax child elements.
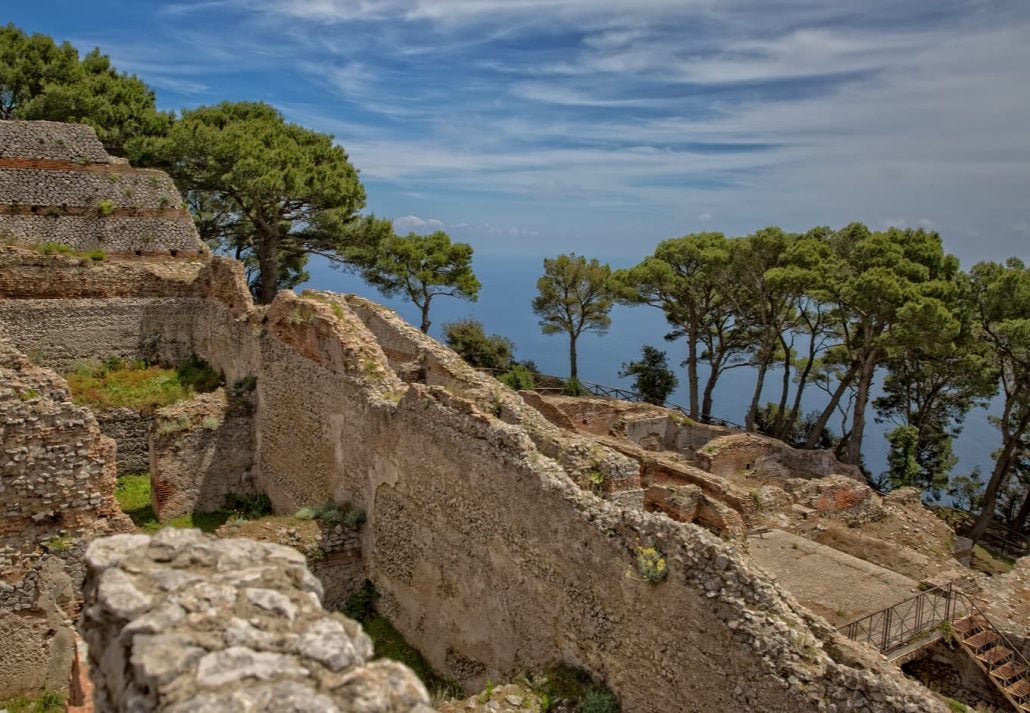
<box><xmin>772</xmin><ymin>333</ymin><xmax>792</xmax><ymax>437</ymax></box>
<box><xmin>569</xmin><ymin>333</ymin><xmax>578</xmax><ymax>380</ymax></box>
<box><xmin>702</xmin><ymin>365</ymin><xmax>718</xmax><ymax>422</ymax></box>
<box><xmin>686</xmin><ymin>325</ymin><xmax>699</xmax><ymax>419</ymax></box>
<box><xmin>746</xmin><ymin>355</ymin><xmax>770</xmax><ymax>432</ymax></box>
<box><xmin>783</xmin><ymin>335</ymin><xmax>818</xmax><ymax>440</ymax></box>
<box><xmin>804</xmin><ymin>361</ymin><xmax>859</xmax><ymax>449</ymax></box>
<box><xmin>419</xmin><ymin>298</ymin><xmax>432</xmax><ymax>333</ymax></box>
<box><xmin>968</xmin><ymin>410</ymin><xmax>1029</xmax><ymax>545</ymax></box>
<box><xmin>254</xmin><ymin>225</ymin><xmax>279</xmax><ymax>305</ymax></box>
<box><xmin>845</xmin><ymin>350</ymin><xmax>879</xmax><ymax>466</ymax></box>
<box><xmin>1013</xmin><ymin>486</ymin><xmax>1030</xmax><ymax>534</ymax></box>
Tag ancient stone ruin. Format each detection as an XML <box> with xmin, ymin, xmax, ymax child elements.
<box><xmin>4</xmin><ymin>120</ymin><xmax>1026</xmax><ymax>712</ymax></box>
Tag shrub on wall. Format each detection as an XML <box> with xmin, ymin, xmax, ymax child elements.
<box><xmin>636</xmin><ymin>546</ymin><xmax>668</xmax><ymax>584</ymax></box>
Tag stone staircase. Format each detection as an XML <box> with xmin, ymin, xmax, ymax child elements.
<box><xmin>839</xmin><ymin>585</ymin><xmax>1030</xmax><ymax>712</ymax></box>
<box><xmin>952</xmin><ymin>612</ymin><xmax>1030</xmax><ymax>712</ymax></box>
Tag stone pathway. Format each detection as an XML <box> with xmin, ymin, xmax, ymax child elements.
<box><xmin>748</xmin><ymin>528</ymin><xmax>919</xmax><ymax>626</ymax></box>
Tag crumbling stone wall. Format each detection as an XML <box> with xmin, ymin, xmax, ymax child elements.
<box><xmin>0</xmin><ymin>121</ymin><xmax>202</xmax><ymax>255</ymax></box>
<box><xmin>697</xmin><ymin>432</ymin><xmax>865</xmax><ymax>482</ymax></box>
<box><xmin>0</xmin><ymin>338</ymin><xmax>132</xmax><ymax>699</ymax></box>
<box><xmin>188</xmin><ymin>289</ymin><xmax>945</xmax><ymax>712</ymax></box>
<box><xmin>79</xmin><ymin>530</ymin><xmax>432</xmax><ymax>713</ymax></box>
<box><xmin>149</xmin><ymin>389</ymin><xmax>256</xmax><ymax>521</ymax></box>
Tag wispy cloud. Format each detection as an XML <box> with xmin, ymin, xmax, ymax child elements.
<box><xmin>24</xmin><ymin>0</ymin><xmax>1030</xmax><ymax>262</ymax></box>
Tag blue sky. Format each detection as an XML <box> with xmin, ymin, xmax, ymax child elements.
<box><xmin>9</xmin><ymin>0</ymin><xmax>1030</xmax><ymax>264</ymax></box>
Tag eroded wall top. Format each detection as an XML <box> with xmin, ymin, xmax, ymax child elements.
<box><xmin>0</xmin><ymin>120</ymin><xmax>203</xmax><ymax>255</ymax></box>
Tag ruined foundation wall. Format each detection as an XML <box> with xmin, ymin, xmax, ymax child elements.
<box><xmin>79</xmin><ymin>530</ymin><xmax>432</xmax><ymax>713</ymax></box>
<box><xmin>0</xmin><ymin>339</ymin><xmax>132</xmax><ymax>699</ymax></box>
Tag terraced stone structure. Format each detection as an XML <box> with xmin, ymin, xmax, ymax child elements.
<box><xmin>0</xmin><ymin>121</ymin><xmax>202</xmax><ymax>255</ymax></box>
<box><xmin>0</xmin><ymin>121</ymin><xmax>954</xmax><ymax>712</ymax></box>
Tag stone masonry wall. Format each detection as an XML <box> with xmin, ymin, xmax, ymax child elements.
<box><xmin>0</xmin><ymin>121</ymin><xmax>110</xmax><ymax>162</ymax></box>
<box><xmin>0</xmin><ymin>338</ymin><xmax>132</xmax><ymax>699</ymax></box>
<box><xmin>79</xmin><ymin>529</ymin><xmax>432</xmax><ymax>713</ymax></box>
<box><xmin>0</xmin><ymin>121</ymin><xmax>203</xmax><ymax>255</ymax></box>
<box><xmin>150</xmin><ymin>389</ymin><xmax>256</xmax><ymax>521</ymax></box>
<box><xmin>95</xmin><ymin>408</ymin><xmax>152</xmax><ymax>475</ymax></box>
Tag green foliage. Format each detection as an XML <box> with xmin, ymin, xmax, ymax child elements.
<box><xmin>581</xmin><ymin>689</ymin><xmax>620</xmax><ymax>713</ymax></box>
<box><xmin>339</xmin><ymin>582</ymin><xmax>461</xmax><ymax>699</ymax></box>
<box><xmin>96</xmin><ymin>199</ymin><xmax>114</xmax><ymax>216</ymax></box>
<box><xmin>0</xmin><ymin>23</ymin><xmax>172</xmax><ymax>156</ymax></box>
<box><xmin>0</xmin><ymin>690</ymin><xmax>66</xmax><ymax>713</ymax></box>
<box><xmin>443</xmin><ymin>318</ymin><xmax>513</xmax><ymax>370</ymax></box>
<box><xmin>17</xmin><ymin>388</ymin><xmax>39</xmax><ymax>401</ymax></box>
<box><xmin>965</xmin><ymin>258</ymin><xmax>1030</xmax><ymax>543</ymax></box>
<box><xmin>175</xmin><ymin>355</ymin><xmax>223</xmax><ymax>393</ymax></box>
<box><xmin>533</xmin><ymin>254</ymin><xmax>614</xmax><ymax>379</ymax></box>
<box><xmin>619</xmin><ymin>345</ymin><xmax>678</xmax><ymax>405</ymax></box>
<box><xmin>115</xmin><ymin>473</ymin><xmax>157</xmax><ymax>529</ymax></box>
<box><xmin>43</xmin><ymin>534</ymin><xmax>70</xmax><ymax>551</ymax></box>
<box><xmin>65</xmin><ymin>356</ymin><xmax>221</xmax><ymax>413</ymax></box>
<box><xmin>562</xmin><ymin>377</ymin><xmax>587</xmax><ymax>397</ymax></box>
<box><xmin>498</xmin><ymin>363</ymin><xmax>536</xmax><ymax>391</ymax></box>
<box><xmin>231</xmin><ymin>374</ymin><xmax>258</xmax><ymax>394</ymax></box>
<box><xmin>37</xmin><ymin>242</ymin><xmax>74</xmax><ymax>255</ymax></box>
<box><xmin>946</xmin><ymin>469</ymin><xmax>985</xmax><ymax>512</ymax></box>
<box><xmin>201</xmin><ymin>415</ymin><xmax>221</xmax><ymax>430</ymax></box>
<box><xmin>146</xmin><ymin>101</ymin><xmax>387</xmax><ymax>303</ymax></box>
<box><xmin>294</xmin><ymin>500</ymin><xmax>365</xmax><ymax>528</ymax></box>
<box><xmin>944</xmin><ymin>698</ymin><xmax>968</xmax><ymax>713</ymax></box>
<box><xmin>532</xmin><ymin>665</ymin><xmax>620</xmax><ymax>713</ymax></box>
<box><xmin>114</xmin><ymin>473</ymin><xmax>254</xmax><ymax>533</ymax></box>
<box><xmin>342</xmin><ymin>580</ymin><xmax>378</xmax><ymax>623</ymax></box>
<box><xmin>613</xmin><ymin>232</ymin><xmax>737</xmax><ymax>420</ymax></box>
<box><xmin>84</xmin><ymin>248</ymin><xmax>106</xmax><ymax>262</ymax></box>
<box><xmin>223</xmin><ymin>493</ymin><xmax>274</xmax><ymax>520</ymax></box>
<box><xmin>636</xmin><ymin>546</ymin><xmax>668</xmax><ymax>583</ymax></box>
<box><xmin>156</xmin><ymin>414</ymin><xmax>191</xmax><ymax>436</ymax></box>
<box><xmin>357</xmin><ymin>231</ymin><xmax>480</xmax><ymax>333</ymax></box>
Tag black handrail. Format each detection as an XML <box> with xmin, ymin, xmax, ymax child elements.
<box><xmin>838</xmin><ymin>583</ymin><xmax>969</xmax><ymax>655</ymax></box>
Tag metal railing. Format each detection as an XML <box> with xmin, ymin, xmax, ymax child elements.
<box><xmin>838</xmin><ymin>583</ymin><xmax>970</xmax><ymax>655</ymax></box>
<box><xmin>478</xmin><ymin>368</ymin><xmax>745</xmax><ymax>430</ymax></box>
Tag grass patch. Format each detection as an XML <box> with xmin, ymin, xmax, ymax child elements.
<box><xmin>114</xmin><ymin>473</ymin><xmax>255</xmax><ymax>533</ymax></box>
<box><xmin>0</xmin><ymin>691</ymin><xmax>65</xmax><ymax>713</ymax></box>
<box><xmin>65</xmin><ymin>356</ymin><xmax>221</xmax><ymax>413</ymax></box>
<box><xmin>342</xmin><ymin>582</ymin><xmax>462</xmax><ymax>701</ymax></box>
<box><xmin>362</xmin><ymin>616</ymin><xmax>463</xmax><ymax>700</ymax></box>
<box><xmin>971</xmin><ymin>544</ymin><xmax>1015</xmax><ymax>575</ymax></box>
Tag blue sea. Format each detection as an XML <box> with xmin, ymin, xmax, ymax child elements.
<box><xmin>301</xmin><ymin>254</ymin><xmax>999</xmax><ymax>487</ymax></box>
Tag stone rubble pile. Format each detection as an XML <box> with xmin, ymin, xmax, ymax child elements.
<box><xmin>80</xmin><ymin>529</ymin><xmax>434</xmax><ymax>713</ymax></box>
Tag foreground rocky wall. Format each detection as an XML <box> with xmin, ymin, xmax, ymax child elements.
<box><xmin>79</xmin><ymin>529</ymin><xmax>432</xmax><ymax>712</ymax></box>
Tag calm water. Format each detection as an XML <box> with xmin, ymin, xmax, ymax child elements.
<box><xmin>301</xmin><ymin>254</ymin><xmax>998</xmax><ymax>486</ymax></box>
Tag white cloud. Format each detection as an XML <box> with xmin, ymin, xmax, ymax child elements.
<box><xmin>392</xmin><ymin>215</ymin><xmax>446</xmax><ymax>233</ymax></box>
